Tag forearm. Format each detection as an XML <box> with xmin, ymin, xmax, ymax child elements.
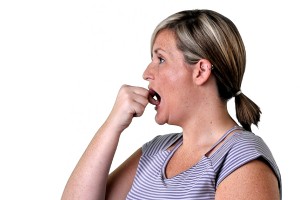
<box><xmin>61</xmin><ymin>85</ymin><xmax>150</xmax><ymax>200</ymax></box>
<box><xmin>61</xmin><ymin>120</ymin><xmax>122</xmax><ymax>200</ymax></box>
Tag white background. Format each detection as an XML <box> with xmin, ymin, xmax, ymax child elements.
<box><xmin>0</xmin><ymin>0</ymin><xmax>299</xmax><ymax>199</ymax></box>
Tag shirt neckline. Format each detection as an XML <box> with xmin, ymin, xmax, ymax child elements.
<box><xmin>161</xmin><ymin>126</ymin><xmax>244</xmax><ymax>180</ymax></box>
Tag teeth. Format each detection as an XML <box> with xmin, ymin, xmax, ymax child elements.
<box><xmin>149</xmin><ymin>89</ymin><xmax>156</xmax><ymax>98</ymax></box>
<box><xmin>148</xmin><ymin>89</ymin><xmax>161</xmax><ymax>105</ymax></box>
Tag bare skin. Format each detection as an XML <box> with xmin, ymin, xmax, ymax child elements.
<box><xmin>61</xmin><ymin>29</ymin><xmax>280</xmax><ymax>200</ymax></box>
<box><xmin>216</xmin><ymin>159</ymin><xmax>280</xmax><ymax>200</ymax></box>
<box><xmin>61</xmin><ymin>85</ymin><xmax>150</xmax><ymax>200</ymax></box>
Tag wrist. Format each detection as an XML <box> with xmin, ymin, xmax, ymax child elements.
<box><xmin>101</xmin><ymin>116</ymin><xmax>126</xmax><ymax>136</ymax></box>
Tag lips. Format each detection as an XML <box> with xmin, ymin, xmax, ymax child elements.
<box><xmin>148</xmin><ymin>88</ymin><xmax>161</xmax><ymax>106</ymax></box>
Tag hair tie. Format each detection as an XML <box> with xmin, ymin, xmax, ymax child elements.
<box><xmin>235</xmin><ymin>90</ymin><xmax>242</xmax><ymax>97</ymax></box>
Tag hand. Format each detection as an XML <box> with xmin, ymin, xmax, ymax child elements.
<box><xmin>106</xmin><ymin>85</ymin><xmax>149</xmax><ymax>133</ymax></box>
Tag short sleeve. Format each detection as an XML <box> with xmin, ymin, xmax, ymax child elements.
<box><xmin>216</xmin><ymin>132</ymin><xmax>281</xmax><ymax>194</ymax></box>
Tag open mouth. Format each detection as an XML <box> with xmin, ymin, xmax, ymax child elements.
<box><xmin>148</xmin><ymin>89</ymin><xmax>161</xmax><ymax>105</ymax></box>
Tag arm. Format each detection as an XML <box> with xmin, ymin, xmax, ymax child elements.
<box><xmin>106</xmin><ymin>148</ymin><xmax>142</xmax><ymax>199</ymax></box>
<box><xmin>215</xmin><ymin>159</ymin><xmax>280</xmax><ymax>200</ymax></box>
<box><xmin>61</xmin><ymin>85</ymin><xmax>150</xmax><ymax>200</ymax></box>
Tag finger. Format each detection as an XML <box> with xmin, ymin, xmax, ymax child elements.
<box><xmin>132</xmin><ymin>86</ymin><xmax>149</xmax><ymax>97</ymax></box>
<box><xmin>131</xmin><ymin>100</ymin><xmax>147</xmax><ymax>117</ymax></box>
<box><xmin>132</xmin><ymin>93</ymin><xmax>149</xmax><ymax>107</ymax></box>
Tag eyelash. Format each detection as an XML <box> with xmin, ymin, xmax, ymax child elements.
<box><xmin>158</xmin><ymin>57</ymin><xmax>165</xmax><ymax>64</ymax></box>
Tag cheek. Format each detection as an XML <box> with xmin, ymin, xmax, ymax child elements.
<box><xmin>159</xmin><ymin>67</ymin><xmax>192</xmax><ymax>101</ymax></box>
<box><xmin>167</xmin><ymin>70</ymin><xmax>192</xmax><ymax>92</ymax></box>
<box><xmin>167</xmin><ymin>69</ymin><xmax>182</xmax><ymax>82</ymax></box>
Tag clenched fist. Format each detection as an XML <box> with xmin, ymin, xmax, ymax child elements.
<box><xmin>105</xmin><ymin>85</ymin><xmax>154</xmax><ymax>133</ymax></box>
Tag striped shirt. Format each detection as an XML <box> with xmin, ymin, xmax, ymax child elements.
<box><xmin>126</xmin><ymin>127</ymin><xmax>282</xmax><ymax>199</ymax></box>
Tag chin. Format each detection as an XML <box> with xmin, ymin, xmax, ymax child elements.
<box><xmin>155</xmin><ymin>115</ymin><xmax>167</xmax><ymax>125</ymax></box>
<box><xmin>155</xmin><ymin>119</ymin><xmax>166</xmax><ymax>125</ymax></box>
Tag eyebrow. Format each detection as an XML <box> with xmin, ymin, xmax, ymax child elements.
<box><xmin>151</xmin><ymin>48</ymin><xmax>166</xmax><ymax>58</ymax></box>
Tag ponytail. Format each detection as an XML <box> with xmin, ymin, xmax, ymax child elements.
<box><xmin>235</xmin><ymin>93</ymin><xmax>261</xmax><ymax>131</ymax></box>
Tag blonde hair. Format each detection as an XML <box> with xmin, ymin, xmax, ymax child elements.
<box><xmin>151</xmin><ymin>9</ymin><xmax>261</xmax><ymax>131</ymax></box>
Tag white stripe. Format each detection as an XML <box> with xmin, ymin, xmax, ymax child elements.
<box><xmin>127</xmin><ymin>131</ymin><xmax>281</xmax><ymax>199</ymax></box>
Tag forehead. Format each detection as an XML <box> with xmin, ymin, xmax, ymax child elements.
<box><xmin>152</xmin><ymin>29</ymin><xmax>178</xmax><ymax>53</ymax></box>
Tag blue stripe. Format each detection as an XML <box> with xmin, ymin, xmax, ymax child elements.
<box><xmin>126</xmin><ymin>131</ymin><xmax>281</xmax><ymax>199</ymax></box>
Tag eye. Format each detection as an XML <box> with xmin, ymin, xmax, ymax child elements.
<box><xmin>158</xmin><ymin>57</ymin><xmax>165</xmax><ymax>64</ymax></box>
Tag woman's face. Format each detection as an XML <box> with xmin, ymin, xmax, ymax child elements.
<box><xmin>143</xmin><ymin>29</ymin><xmax>195</xmax><ymax>126</ymax></box>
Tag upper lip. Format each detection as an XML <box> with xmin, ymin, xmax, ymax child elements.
<box><xmin>148</xmin><ymin>87</ymin><xmax>156</xmax><ymax>95</ymax></box>
<box><xmin>148</xmin><ymin>86</ymin><xmax>159</xmax><ymax>97</ymax></box>
<box><xmin>148</xmin><ymin>87</ymin><xmax>161</xmax><ymax>105</ymax></box>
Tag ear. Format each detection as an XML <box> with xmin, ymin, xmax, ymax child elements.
<box><xmin>193</xmin><ymin>59</ymin><xmax>213</xmax><ymax>85</ymax></box>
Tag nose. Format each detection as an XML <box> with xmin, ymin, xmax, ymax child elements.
<box><xmin>143</xmin><ymin>63</ymin><xmax>154</xmax><ymax>81</ymax></box>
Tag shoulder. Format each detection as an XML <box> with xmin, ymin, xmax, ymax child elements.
<box><xmin>226</xmin><ymin>131</ymin><xmax>279</xmax><ymax>172</ymax></box>
<box><xmin>142</xmin><ymin>132</ymin><xmax>182</xmax><ymax>156</ymax></box>
<box><xmin>215</xmin><ymin>131</ymin><xmax>281</xmax><ymax>194</ymax></box>
<box><xmin>228</xmin><ymin>131</ymin><xmax>275</xmax><ymax>161</ymax></box>
<box><xmin>216</xmin><ymin>159</ymin><xmax>281</xmax><ymax>200</ymax></box>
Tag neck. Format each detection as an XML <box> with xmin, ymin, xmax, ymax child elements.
<box><xmin>180</xmin><ymin>101</ymin><xmax>238</xmax><ymax>150</ymax></box>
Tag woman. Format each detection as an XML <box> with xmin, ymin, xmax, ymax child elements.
<box><xmin>62</xmin><ymin>9</ymin><xmax>281</xmax><ymax>199</ymax></box>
